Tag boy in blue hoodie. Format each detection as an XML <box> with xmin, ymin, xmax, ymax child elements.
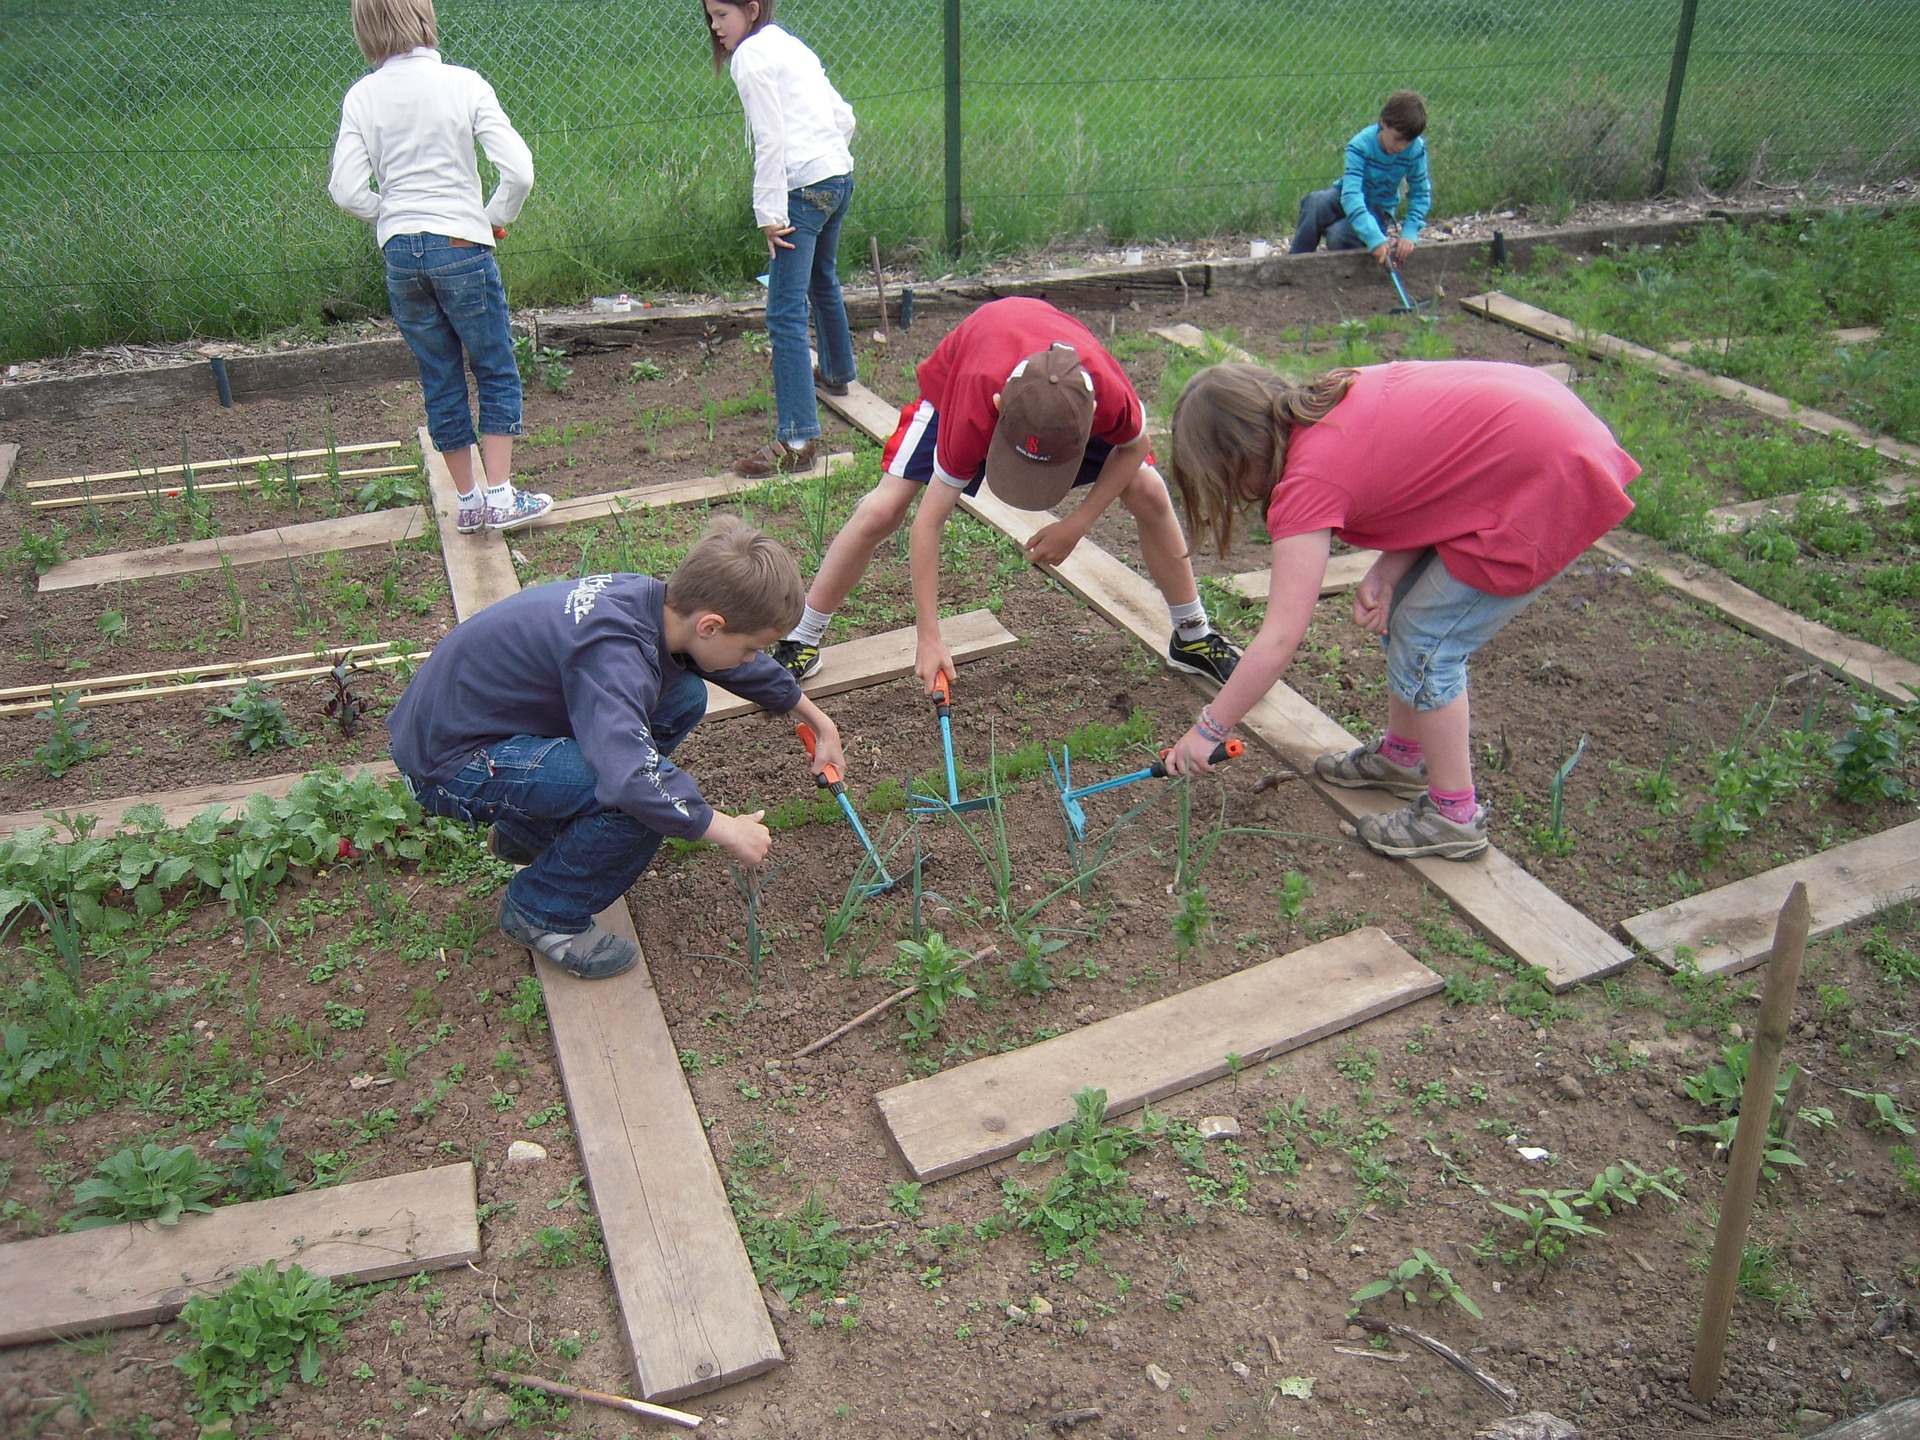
<box><xmin>388</xmin><ymin>516</ymin><xmax>845</xmax><ymax>980</ymax></box>
<box><xmin>1290</xmin><ymin>91</ymin><xmax>1431</xmax><ymax>264</ymax></box>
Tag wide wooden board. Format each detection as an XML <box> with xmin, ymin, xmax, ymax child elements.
<box><xmin>1595</xmin><ymin>536</ymin><xmax>1920</xmax><ymax>706</ymax></box>
<box><xmin>39</xmin><ymin>507</ymin><xmax>430</xmax><ymax>592</ymax></box>
<box><xmin>1462</xmin><ymin>292</ymin><xmax>1920</xmax><ymax>470</ymax></box>
<box><xmin>1227</xmin><ymin>551</ymin><xmax>1381</xmax><ymax>600</ymax></box>
<box><xmin>0</xmin><ymin>1163</ymin><xmax>478</xmax><ymax>1346</ymax></box>
<box><xmin>533</xmin><ymin>904</ymin><xmax>782</xmax><ymax>1400</ymax></box>
<box><xmin>1622</xmin><ymin>819</ymin><xmax>1920</xmax><ymax>975</ymax></box>
<box><xmin>532</xmin><ymin>452</ymin><xmax>852</xmax><ymax>531</ymax></box>
<box><xmin>422</xmin><ymin>429</ymin><xmax>521</xmax><ymax>619</ymax></box>
<box><xmin>703</xmin><ymin>608</ymin><xmax>1018</xmax><ymax>721</ymax></box>
<box><xmin>876</xmin><ymin>928</ymin><xmax>1440</xmax><ymax>1181</ymax></box>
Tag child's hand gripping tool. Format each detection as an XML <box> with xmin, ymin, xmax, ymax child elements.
<box><xmin>910</xmin><ymin>673</ymin><xmax>998</xmax><ymax>816</ymax></box>
<box><xmin>1049</xmin><ymin>740</ymin><xmax>1244</xmax><ymax>841</ymax></box>
<box><xmin>797</xmin><ymin>722</ymin><xmax>899</xmax><ymax>896</ymax></box>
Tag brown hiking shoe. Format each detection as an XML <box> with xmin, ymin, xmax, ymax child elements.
<box><xmin>732</xmin><ymin>438</ymin><xmax>820</xmax><ymax>478</ymax></box>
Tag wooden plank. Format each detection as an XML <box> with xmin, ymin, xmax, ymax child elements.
<box><xmin>532</xmin><ymin>452</ymin><xmax>854</xmax><ymax>531</ymax></box>
<box><xmin>817</xmin><ymin>380</ymin><xmax>900</xmax><ymax>443</ymax></box>
<box><xmin>1622</xmin><ymin>819</ymin><xmax>1920</xmax><ymax>975</ymax></box>
<box><xmin>225</xmin><ymin>337</ymin><xmax>419</xmax><ymax>403</ymax></box>
<box><xmin>1226</xmin><ymin>551</ymin><xmax>1380</xmax><ymax>600</ymax></box>
<box><xmin>0</xmin><ymin>1163</ymin><xmax>478</xmax><ymax>1346</ymax></box>
<box><xmin>703</xmin><ymin>608</ymin><xmax>1018</xmax><ymax>721</ymax></box>
<box><xmin>0</xmin><ymin>363</ymin><xmax>209</xmax><ymax>424</ymax></box>
<box><xmin>0</xmin><ymin>442</ymin><xmax>17</xmax><ymax>496</ymax></box>
<box><xmin>0</xmin><ymin>764</ymin><xmax>401</xmax><ymax>840</ymax></box>
<box><xmin>422</xmin><ymin>428</ymin><xmax>520</xmax><ymax>621</ymax></box>
<box><xmin>1669</xmin><ymin>327</ymin><xmax>1881</xmax><ymax>359</ymax></box>
<box><xmin>1461</xmin><ymin>292</ymin><xmax>1920</xmax><ymax>470</ymax></box>
<box><xmin>534</xmin><ymin>928</ymin><xmax>782</xmax><ymax>1400</ymax></box>
<box><xmin>875</xmin><ymin>928</ymin><xmax>1440</xmax><ymax>1182</ymax></box>
<box><xmin>1594</xmin><ymin>535</ymin><xmax>1920</xmax><ymax>706</ymax></box>
<box><xmin>1151</xmin><ymin>323</ymin><xmax>1257</xmax><ymax>364</ymax></box>
<box><xmin>38</xmin><ymin>507</ymin><xmax>430</xmax><ymax>592</ymax></box>
<box><xmin>1705</xmin><ymin>471</ymin><xmax>1919</xmax><ymax>533</ymax></box>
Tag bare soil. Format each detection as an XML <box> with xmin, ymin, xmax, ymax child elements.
<box><xmin>1</xmin><ymin>265</ymin><xmax>1916</xmax><ymax>1440</ymax></box>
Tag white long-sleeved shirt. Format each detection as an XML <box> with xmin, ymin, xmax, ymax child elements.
<box><xmin>728</xmin><ymin>25</ymin><xmax>855</xmax><ymax>229</ymax></box>
<box><xmin>328</xmin><ymin>48</ymin><xmax>533</xmax><ymax>248</ymax></box>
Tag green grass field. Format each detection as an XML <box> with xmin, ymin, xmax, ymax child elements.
<box><xmin>2</xmin><ymin>0</ymin><xmax>1916</xmax><ymax>358</ymax></box>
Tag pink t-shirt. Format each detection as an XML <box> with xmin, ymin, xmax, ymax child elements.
<box><xmin>916</xmin><ymin>297</ymin><xmax>1146</xmax><ymax>487</ymax></box>
<box><xmin>1265</xmin><ymin>362</ymin><xmax>1639</xmax><ymax>597</ymax></box>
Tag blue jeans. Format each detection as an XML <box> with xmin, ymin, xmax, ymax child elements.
<box><xmin>1290</xmin><ymin>187</ymin><xmax>1389</xmax><ymax>254</ymax></box>
<box><xmin>403</xmin><ymin>672</ymin><xmax>707</xmax><ymax>933</ymax></box>
<box><xmin>384</xmin><ymin>233</ymin><xmax>523</xmax><ymax>454</ymax></box>
<box><xmin>767</xmin><ymin>174</ymin><xmax>856</xmax><ymax>444</ymax></box>
<box><xmin>1383</xmin><ymin>551</ymin><xmax>1543</xmax><ymax>711</ymax></box>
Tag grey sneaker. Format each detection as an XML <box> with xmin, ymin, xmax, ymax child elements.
<box><xmin>485</xmin><ymin>488</ymin><xmax>554</xmax><ymax>532</ymax></box>
<box><xmin>1354</xmin><ymin>794</ymin><xmax>1489</xmax><ymax>861</ymax></box>
<box><xmin>497</xmin><ymin>896</ymin><xmax>638</xmax><ymax>979</ymax></box>
<box><xmin>772</xmin><ymin>638</ymin><xmax>823</xmax><ymax>680</ymax></box>
<box><xmin>455</xmin><ymin>491</ymin><xmax>488</xmax><ymax>534</ymax></box>
<box><xmin>1312</xmin><ymin>737</ymin><xmax>1429</xmax><ymax>799</ymax></box>
<box><xmin>1166</xmin><ymin>629</ymin><xmax>1241</xmax><ymax>684</ymax></box>
<box><xmin>486</xmin><ymin>823</ymin><xmax>542</xmax><ymax>867</ymax></box>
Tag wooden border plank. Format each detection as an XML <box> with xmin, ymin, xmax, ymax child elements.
<box><xmin>38</xmin><ymin>507</ymin><xmax>429</xmax><ymax>592</ymax></box>
<box><xmin>1150</xmin><ymin>323</ymin><xmax>1256</xmax><ymax>364</ymax></box>
<box><xmin>532</xmin><ymin>452</ymin><xmax>854</xmax><ymax>531</ymax></box>
<box><xmin>534</xmin><ymin>929</ymin><xmax>782</xmax><ymax>1400</ymax></box>
<box><xmin>1706</xmin><ymin>471</ymin><xmax>1919</xmax><ymax>533</ymax></box>
<box><xmin>1461</xmin><ymin>292</ymin><xmax>1920</xmax><ymax>470</ymax></box>
<box><xmin>1622</xmin><ymin>819</ymin><xmax>1920</xmax><ymax>975</ymax></box>
<box><xmin>704</xmin><ymin>608</ymin><xmax>1017</xmax><ymax>721</ymax></box>
<box><xmin>876</xmin><ymin>928</ymin><xmax>1439</xmax><ymax>1182</ymax></box>
<box><xmin>0</xmin><ymin>442</ymin><xmax>18</xmax><ymax>496</ymax></box>
<box><xmin>0</xmin><ymin>1163</ymin><xmax>478</xmax><ymax>1347</ymax></box>
<box><xmin>0</xmin><ymin>764</ymin><xmax>400</xmax><ymax>840</ymax></box>
<box><xmin>1226</xmin><ymin>551</ymin><xmax>1380</xmax><ymax>600</ymax></box>
<box><xmin>422</xmin><ymin>428</ymin><xmax>521</xmax><ymax>619</ymax></box>
<box><xmin>1594</xmin><ymin>536</ymin><xmax>1920</xmax><ymax>705</ymax></box>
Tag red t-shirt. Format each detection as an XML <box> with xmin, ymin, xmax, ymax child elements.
<box><xmin>916</xmin><ymin>297</ymin><xmax>1147</xmax><ymax>487</ymax></box>
<box><xmin>1265</xmin><ymin>361</ymin><xmax>1639</xmax><ymax>596</ymax></box>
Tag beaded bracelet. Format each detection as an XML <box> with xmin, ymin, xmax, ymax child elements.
<box><xmin>1196</xmin><ymin>704</ymin><xmax>1233</xmax><ymax>743</ymax></box>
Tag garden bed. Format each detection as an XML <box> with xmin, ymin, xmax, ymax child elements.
<box><xmin>1</xmin><ymin>258</ymin><xmax>1917</xmax><ymax>1440</ymax></box>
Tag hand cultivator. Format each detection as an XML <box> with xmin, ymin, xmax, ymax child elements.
<box><xmin>1048</xmin><ymin>740</ymin><xmax>1244</xmax><ymax>841</ymax></box>
<box><xmin>1386</xmin><ymin>252</ymin><xmax>1430</xmax><ymax>316</ymax></box>
<box><xmin>797</xmin><ymin>722</ymin><xmax>904</xmax><ymax>898</ymax></box>
<box><xmin>910</xmin><ymin>673</ymin><xmax>997</xmax><ymax>817</ymax></box>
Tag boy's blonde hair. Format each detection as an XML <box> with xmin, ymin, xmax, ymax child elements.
<box><xmin>706</xmin><ymin>0</ymin><xmax>778</xmax><ymax>74</ymax></box>
<box><xmin>666</xmin><ymin>514</ymin><xmax>806</xmax><ymax>636</ymax></box>
<box><xmin>352</xmin><ymin>0</ymin><xmax>437</xmax><ymax>65</ymax></box>
<box><xmin>1169</xmin><ymin>364</ymin><xmax>1358</xmax><ymax>557</ymax></box>
<box><xmin>1380</xmin><ymin>90</ymin><xmax>1427</xmax><ymax>140</ymax></box>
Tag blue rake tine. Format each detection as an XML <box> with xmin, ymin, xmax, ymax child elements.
<box><xmin>1388</xmin><ymin>267</ymin><xmax>1416</xmax><ymax>311</ymax></box>
<box><xmin>1048</xmin><ymin>746</ymin><xmax>1088</xmax><ymax>841</ymax></box>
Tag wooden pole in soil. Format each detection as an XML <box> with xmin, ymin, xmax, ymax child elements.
<box><xmin>1689</xmin><ymin>880</ymin><xmax>1810</xmax><ymax>1404</ymax></box>
<box><xmin>870</xmin><ymin>236</ymin><xmax>890</xmax><ymax>348</ymax></box>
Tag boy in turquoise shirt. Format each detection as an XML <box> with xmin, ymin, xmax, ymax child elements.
<box><xmin>1290</xmin><ymin>91</ymin><xmax>1431</xmax><ymax>264</ymax></box>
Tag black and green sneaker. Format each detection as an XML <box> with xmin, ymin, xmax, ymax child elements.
<box><xmin>1166</xmin><ymin>629</ymin><xmax>1241</xmax><ymax>684</ymax></box>
<box><xmin>772</xmin><ymin>638</ymin><xmax>823</xmax><ymax>680</ymax></box>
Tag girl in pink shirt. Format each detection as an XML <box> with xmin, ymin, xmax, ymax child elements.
<box><xmin>1162</xmin><ymin>360</ymin><xmax>1639</xmax><ymax>861</ymax></box>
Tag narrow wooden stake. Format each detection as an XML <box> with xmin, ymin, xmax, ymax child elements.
<box><xmin>31</xmin><ymin>463</ymin><xmax>416</xmax><ymax>510</ymax></box>
<box><xmin>1690</xmin><ymin>880</ymin><xmax>1810</xmax><ymax>1404</ymax></box>
<box><xmin>792</xmin><ymin>945</ymin><xmax>996</xmax><ymax>1059</ymax></box>
<box><xmin>27</xmin><ymin>440</ymin><xmax>403</xmax><ymax>490</ymax></box>
<box><xmin>0</xmin><ymin>642</ymin><xmax>397</xmax><ymax>704</ymax></box>
<box><xmin>871</xmin><ymin>236</ymin><xmax>890</xmax><ymax>347</ymax></box>
<box><xmin>486</xmin><ymin>1370</ymin><xmax>701</xmax><ymax>1429</ymax></box>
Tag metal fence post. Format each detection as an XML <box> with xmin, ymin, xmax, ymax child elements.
<box><xmin>943</xmin><ymin>0</ymin><xmax>963</xmax><ymax>259</ymax></box>
<box><xmin>1652</xmin><ymin>0</ymin><xmax>1702</xmax><ymax>195</ymax></box>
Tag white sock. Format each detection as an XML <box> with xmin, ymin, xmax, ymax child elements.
<box><xmin>1169</xmin><ymin>599</ymin><xmax>1210</xmax><ymax>637</ymax></box>
<box><xmin>784</xmin><ymin>438</ymin><xmax>812</xmax><ymax>453</ymax></box>
<box><xmin>788</xmin><ymin>605</ymin><xmax>833</xmax><ymax>646</ymax></box>
<box><xmin>485</xmin><ymin>480</ymin><xmax>513</xmax><ymax>505</ymax></box>
<box><xmin>456</xmin><ymin>487</ymin><xmax>480</xmax><ymax>505</ymax></box>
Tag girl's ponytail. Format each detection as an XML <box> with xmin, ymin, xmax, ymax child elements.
<box><xmin>1170</xmin><ymin>364</ymin><xmax>1356</xmax><ymax>556</ymax></box>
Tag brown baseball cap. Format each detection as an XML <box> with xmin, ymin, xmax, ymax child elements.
<box><xmin>984</xmin><ymin>344</ymin><xmax>1096</xmax><ymax>510</ymax></box>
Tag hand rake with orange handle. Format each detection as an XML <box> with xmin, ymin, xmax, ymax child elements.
<box><xmin>910</xmin><ymin>672</ymin><xmax>998</xmax><ymax>816</ymax></box>
<box><xmin>797</xmin><ymin>721</ymin><xmax>900</xmax><ymax>896</ymax></box>
<box><xmin>1049</xmin><ymin>739</ymin><xmax>1244</xmax><ymax>841</ymax></box>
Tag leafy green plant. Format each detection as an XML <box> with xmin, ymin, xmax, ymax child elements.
<box><xmin>1489</xmin><ymin>1188</ymin><xmax>1607</xmax><ymax>1266</ymax></box>
<box><xmin>512</xmin><ymin>334</ymin><xmax>572</xmax><ymax>392</ymax></box>
<box><xmin>213</xmin><ymin>1117</ymin><xmax>294</xmax><ymax>1200</ymax></box>
<box><xmin>728</xmin><ymin>1180</ymin><xmax>855</xmax><ymax>1304</ymax></box>
<box><xmin>1830</xmin><ymin>702</ymin><xmax>1912</xmax><ymax>803</ymax></box>
<box><xmin>212</xmin><ymin>680</ymin><xmax>300</xmax><ymax>754</ymax></box>
<box><xmin>65</xmin><ymin>1142</ymin><xmax>223</xmax><ymax>1229</ymax></box>
<box><xmin>1679</xmin><ymin>1044</ymin><xmax>1811</xmax><ymax>1175</ymax></box>
<box><xmin>626</xmin><ymin>357</ymin><xmax>665</xmax><ymax>383</ymax></box>
<box><xmin>1006</xmin><ymin>928</ymin><xmax>1064</xmax><ymax>997</ymax></box>
<box><xmin>895</xmin><ymin>932</ymin><xmax>978</xmax><ymax>1050</ymax></box>
<box><xmin>96</xmin><ymin>609</ymin><xmax>129</xmax><ymax>644</ymax></box>
<box><xmin>1350</xmin><ymin>1249</ymin><xmax>1483</xmax><ymax>1320</ymax></box>
<box><xmin>1631</xmin><ymin>728</ymin><xmax>1682</xmax><ymax>814</ymax></box>
<box><xmin>1002</xmin><ymin>1088</ymin><xmax>1160</xmax><ymax>1267</ymax></box>
<box><xmin>1574</xmin><ymin>1160</ymin><xmax>1685</xmax><ymax>1216</ymax></box>
<box><xmin>1170</xmin><ymin>886</ymin><xmax>1213</xmax><ymax>967</ymax></box>
<box><xmin>173</xmin><ymin>1263</ymin><xmax>348</xmax><ymax>1422</ymax></box>
<box><xmin>885</xmin><ymin>1181</ymin><xmax>925</xmax><ymax>1218</ymax></box>
<box><xmin>34</xmin><ymin>691</ymin><xmax>99</xmax><ymax>778</ymax></box>
<box><xmin>1529</xmin><ymin>734</ymin><xmax>1587</xmax><ymax>857</ymax></box>
<box><xmin>1842</xmin><ymin>1088</ymin><xmax>1917</xmax><ymax>1136</ymax></box>
<box><xmin>16</xmin><ymin>527</ymin><xmax>66</xmax><ymax>579</ymax></box>
<box><xmin>1273</xmin><ymin>871</ymin><xmax>1313</xmax><ymax>941</ymax></box>
<box><xmin>321</xmin><ymin>657</ymin><xmax>369</xmax><ymax>738</ymax></box>
<box><xmin>1891</xmin><ymin>1145</ymin><xmax>1920</xmax><ymax>1196</ymax></box>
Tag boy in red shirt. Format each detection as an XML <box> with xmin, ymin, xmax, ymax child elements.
<box><xmin>1160</xmin><ymin>360</ymin><xmax>1639</xmax><ymax>860</ymax></box>
<box><xmin>771</xmin><ymin>296</ymin><xmax>1241</xmax><ymax>690</ymax></box>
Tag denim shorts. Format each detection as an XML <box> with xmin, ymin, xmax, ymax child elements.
<box><xmin>881</xmin><ymin>399</ymin><xmax>1146</xmax><ymax>495</ymax></box>
<box><xmin>1383</xmin><ymin>550</ymin><xmax>1543</xmax><ymax>711</ymax></box>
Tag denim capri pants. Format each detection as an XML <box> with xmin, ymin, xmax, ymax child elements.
<box><xmin>1383</xmin><ymin>550</ymin><xmax>1544</xmax><ymax>711</ymax></box>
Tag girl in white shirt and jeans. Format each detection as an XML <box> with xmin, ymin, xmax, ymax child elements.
<box><xmin>704</xmin><ymin>0</ymin><xmax>857</xmax><ymax>479</ymax></box>
<box><xmin>329</xmin><ymin>0</ymin><xmax>552</xmax><ymax>532</ymax></box>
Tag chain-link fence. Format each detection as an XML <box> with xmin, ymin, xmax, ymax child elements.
<box><xmin>2</xmin><ymin>0</ymin><xmax>1915</xmax><ymax>361</ymax></box>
